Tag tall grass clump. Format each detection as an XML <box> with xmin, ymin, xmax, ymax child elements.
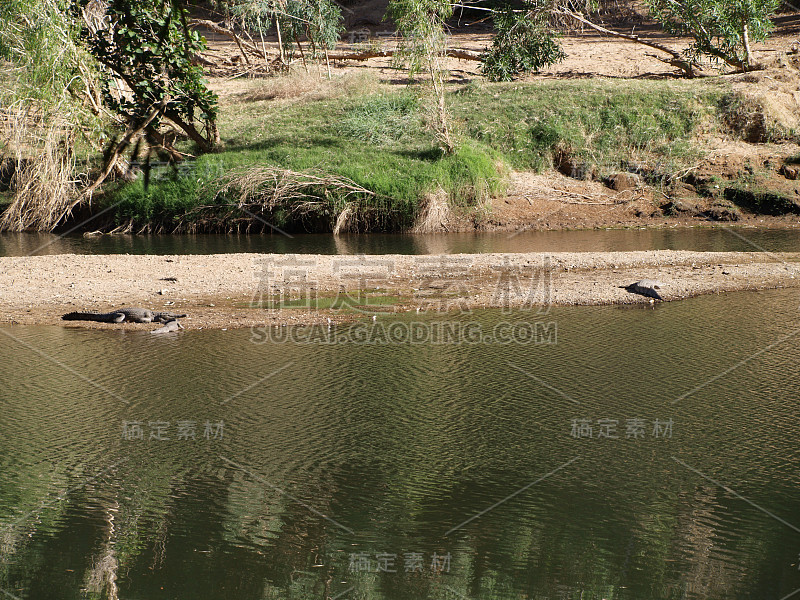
<box><xmin>0</xmin><ymin>0</ymin><xmax>103</xmax><ymax>231</ymax></box>
<box><xmin>0</xmin><ymin>117</ymin><xmax>78</xmax><ymax>231</ymax></box>
<box><xmin>434</xmin><ymin>140</ymin><xmax>506</xmax><ymax>204</ymax></box>
<box><xmin>337</xmin><ymin>94</ymin><xmax>421</xmax><ymax>145</ymax></box>
<box><xmin>103</xmin><ymin>158</ymin><xmax>225</xmax><ymax>232</ymax></box>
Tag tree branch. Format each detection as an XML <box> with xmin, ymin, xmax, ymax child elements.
<box><xmin>189</xmin><ymin>19</ymin><xmax>271</xmax><ymax>62</ymax></box>
<box><xmin>327</xmin><ymin>48</ymin><xmax>481</xmax><ymax>61</ymax></box>
<box><xmin>83</xmin><ymin>98</ymin><xmax>167</xmax><ymax>197</ymax></box>
<box><xmin>554</xmin><ymin>9</ymin><xmax>701</xmax><ymax>77</ymax></box>
<box><xmin>164</xmin><ymin>110</ymin><xmax>216</xmax><ymax>153</ymax></box>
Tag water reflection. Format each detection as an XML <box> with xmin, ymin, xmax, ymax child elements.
<box><xmin>1</xmin><ymin>290</ymin><xmax>799</xmax><ymax>598</ymax></box>
<box><xmin>0</xmin><ymin>227</ymin><xmax>798</xmax><ymax>256</ymax></box>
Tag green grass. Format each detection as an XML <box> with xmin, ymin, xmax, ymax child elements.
<box><xmin>103</xmin><ymin>76</ymin><xmax>729</xmax><ymax>232</ymax></box>
<box><xmin>724</xmin><ymin>185</ymin><xmax>800</xmax><ymax>216</ymax></box>
<box><xmin>336</xmin><ymin>93</ymin><xmax>421</xmax><ymax>145</ymax></box>
<box><xmin>450</xmin><ymin>78</ymin><xmax>723</xmax><ymax>172</ymax></box>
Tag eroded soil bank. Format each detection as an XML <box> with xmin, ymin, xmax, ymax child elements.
<box><xmin>1</xmin><ymin>251</ymin><xmax>798</xmax><ymax>330</ymax></box>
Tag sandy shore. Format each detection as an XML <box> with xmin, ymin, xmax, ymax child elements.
<box><xmin>1</xmin><ymin>251</ymin><xmax>799</xmax><ymax>329</ymax></box>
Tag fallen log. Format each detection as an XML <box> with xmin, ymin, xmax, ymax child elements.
<box><xmin>328</xmin><ymin>48</ymin><xmax>482</xmax><ymax>62</ymax></box>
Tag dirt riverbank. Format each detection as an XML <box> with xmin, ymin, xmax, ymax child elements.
<box><xmin>199</xmin><ymin>13</ymin><xmax>800</xmax><ymax>234</ymax></box>
<box><xmin>1</xmin><ymin>251</ymin><xmax>798</xmax><ymax>330</ymax></box>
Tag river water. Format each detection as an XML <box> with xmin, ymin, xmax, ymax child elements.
<box><xmin>1</xmin><ymin>227</ymin><xmax>799</xmax><ymax>256</ymax></box>
<box><xmin>1</xmin><ymin>287</ymin><xmax>799</xmax><ymax>599</ymax></box>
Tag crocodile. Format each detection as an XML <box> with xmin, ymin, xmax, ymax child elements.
<box><xmin>151</xmin><ymin>319</ymin><xmax>184</xmax><ymax>334</ymax></box>
<box><xmin>624</xmin><ymin>279</ymin><xmax>664</xmax><ymax>300</ymax></box>
<box><xmin>62</xmin><ymin>307</ymin><xmax>187</xmax><ymax>324</ymax></box>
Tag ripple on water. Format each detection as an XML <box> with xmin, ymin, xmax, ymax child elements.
<box><xmin>1</xmin><ymin>289</ymin><xmax>800</xmax><ymax>599</ymax></box>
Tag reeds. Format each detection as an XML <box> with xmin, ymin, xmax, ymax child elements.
<box><xmin>412</xmin><ymin>187</ymin><xmax>452</xmax><ymax>233</ymax></box>
<box><xmin>177</xmin><ymin>166</ymin><xmax>389</xmax><ymax>234</ymax></box>
<box><xmin>0</xmin><ymin>105</ymin><xmax>79</xmax><ymax>232</ymax></box>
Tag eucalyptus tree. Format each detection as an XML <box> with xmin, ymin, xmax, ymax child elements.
<box><xmin>647</xmin><ymin>0</ymin><xmax>781</xmax><ymax>71</ymax></box>
<box><xmin>216</xmin><ymin>0</ymin><xmax>343</xmax><ymax>68</ymax></box>
<box><xmin>388</xmin><ymin>0</ymin><xmax>456</xmax><ymax>153</ymax></box>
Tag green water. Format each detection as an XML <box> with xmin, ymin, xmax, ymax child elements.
<box><xmin>1</xmin><ymin>289</ymin><xmax>800</xmax><ymax>599</ymax></box>
<box><xmin>0</xmin><ymin>227</ymin><xmax>798</xmax><ymax>256</ymax></box>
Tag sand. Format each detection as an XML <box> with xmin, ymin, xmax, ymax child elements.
<box><xmin>1</xmin><ymin>250</ymin><xmax>798</xmax><ymax>330</ymax></box>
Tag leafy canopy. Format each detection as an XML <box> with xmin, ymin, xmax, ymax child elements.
<box><xmin>482</xmin><ymin>1</ymin><xmax>567</xmax><ymax>81</ymax></box>
<box><xmin>76</xmin><ymin>0</ymin><xmax>218</xmax><ymax>131</ymax></box>
<box><xmin>279</xmin><ymin>0</ymin><xmax>343</xmax><ymax>57</ymax></box>
<box><xmin>388</xmin><ymin>0</ymin><xmax>454</xmax><ymax>79</ymax></box>
<box><xmin>647</xmin><ymin>0</ymin><xmax>780</xmax><ymax>69</ymax></box>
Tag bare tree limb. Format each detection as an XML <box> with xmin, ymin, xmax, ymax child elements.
<box><xmin>83</xmin><ymin>98</ymin><xmax>167</xmax><ymax>198</ymax></box>
<box><xmin>554</xmin><ymin>9</ymin><xmax>702</xmax><ymax>77</ymax></box>
<box><xmin>328</xmin><ymin>48</ymin><xmax>482</xmax><ymax>62</ymax></box>
<box><xmin>189</xmin><ymin>19</ymin><xmax>269</xmax><ymax>63</ymax></box>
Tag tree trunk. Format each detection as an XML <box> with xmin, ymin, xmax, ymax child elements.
<box><xmin>276</xmin><ymin>16</ymin><xmax>286</xmax><ymax>65</ymax></box>
<box><xmin>742</xmin><ymin>21</ymin><xmax>752</xmax><ymax>70</ymax></box>
<box><xmin>83</xmin><ymin>99</ymin><xmax>167</xmax><ymax>197</ymax></box>
<box><xmin>165</xmin><ymin>111</ymin><xmax>216</xmax><ymax>153</ymax></box>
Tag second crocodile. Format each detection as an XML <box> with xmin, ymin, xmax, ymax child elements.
<box><xmin>62</xmin><ymin>307</ymin><xmax>187</xmax><ymax>323</ymax></box>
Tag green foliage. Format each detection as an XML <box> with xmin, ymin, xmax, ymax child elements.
<box><xmin>388</xmin><ymin>0</ymin><xmax>456</xmax><ymax>152</ymax></box>
<box><xmin>111</xmin><ymin>171</ymin><xmax>205</xmax><ymax>227</ymax></box>
<box><xmin>279</xmin><ymin>0</ymin><xmax>344</xmax><ymax>57</ymax></box>
<box><xmin>453</xmin><ymin>80</ymin><xmax>718</xmax><ymax>172</ymax></box>
<box><xmin>482</xmin><ymin>2</ymin><xmax>567</xmax><ymax>81</ymax></box>
<box><xmin>77</xmin><ymin>0</ymin><xmax>217</xmax><ymax>129</ymax></box>
<box><xmin>106</xmin><ymin>78</ymin><xmax>730</xmax><ymax>231</ymax></box>
<box><xmin>223</xmin><ymin>0</ymin><xmax>343</xmax><ymax>60</ymax></box>
<box><xmin>388</xmin><ymin>0</ymin><xmax>454</xmax><ymax>79</ymax></box>
<box><xmin>435</xmin><ymin>139</ymin><xmax>505</xmax><ymax>204</ymax></box>
<box><xmin>225</xmin><ymin>0</ymin><xmax>271</xmax><ymax>31</ymax></box>
<box><xmin>104</xmin><ymin>88</ymin><xmax>506</xmax><ymax>230</ymax></box>
<box><xmin>647</xmin><ymin>0</ymin><xmax>780</xmax><ymax>69</ymax></box>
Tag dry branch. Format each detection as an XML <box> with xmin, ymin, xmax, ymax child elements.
<box><xmin>328</xmin><ymin>48</ymin><xmax>482</xmax><ymax>62</ymax></box>
<box><xmin>83</xmin><ymin>98</ymin><xmax>167</xmax><ymax>198</ymax></box>
<box><xmin>177</xmin><ymin>167</ymin><xmax>382</xmax><ymax>233</ymax></box>
<box><xmin>189</xmin><ymin>19</ymin><xmax>272</xmax><ymax>63</ymax></box>
<box><xmin>554</xmin><ymin>9</ymin><xmax>702</xmax><ymax>77</ymax></box>
<box><xmin>219</xmin><ymin>167</ymin><xmax>376</xmax><ymax>208</ymax></box>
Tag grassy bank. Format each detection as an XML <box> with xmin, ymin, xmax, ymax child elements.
<box><xmin>102</xmin><ymin>74</ymin><xmax>728</xmax><ymax>233</ymax></box>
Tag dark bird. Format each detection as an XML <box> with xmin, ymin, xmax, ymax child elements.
<box><xmin>624</xmin><ymin>279</ymin><xmax>664</xmax><ymax>300</ymax></box>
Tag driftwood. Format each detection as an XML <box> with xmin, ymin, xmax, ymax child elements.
<box><xmin>328</xmin><ymin>48</ymin><xmax>482</xmax><ymax>62</ymax></box>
